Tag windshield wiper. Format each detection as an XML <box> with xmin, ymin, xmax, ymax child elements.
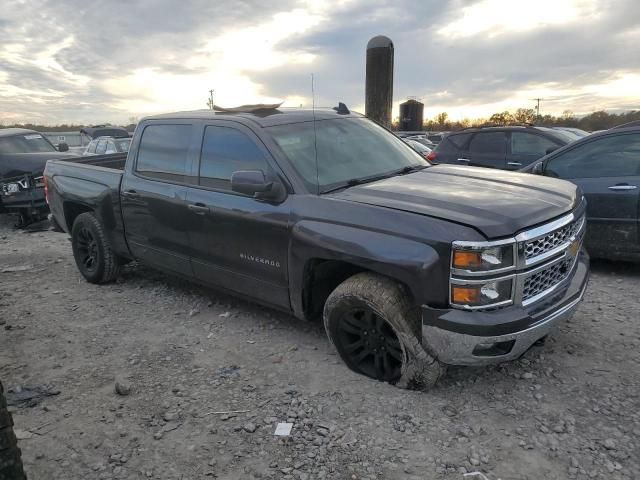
<box><xmin>320</xmin><ymin>173</ymin><xmax>391</xmax><ymax>194</ymax></box>
<box><xmin>395</xmin><ymin>164</ymin><xmax>428</xmax><ymax>175</ymax></box>
<box><xmin>320</xmin><ymin>165</ymin><xmax>428</xmax><ymax>195</ymax></box>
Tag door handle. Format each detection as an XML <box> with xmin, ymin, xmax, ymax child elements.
<box><xmin>507</xmin><ymin>162</ymin><xmax>522</xmax><ymax>167</ymax></box>
<box><xmin>457</xmin><ymin>158</ymin><xmax>470</xmax><ymax>163</ymax></box>
<box><xmin>122</xmin><ymin>189</ymin><xmax>140</xmax><ymax>199</ymax></box>
<box><xmin>188</xmin><ymin>203</ymin><xmax>210</xmax><ymax>215</ymax></box>
<box><xmin>608</xmin><ymin>185</ymin><xmax>637</xmax><ymax>191</ymax></box>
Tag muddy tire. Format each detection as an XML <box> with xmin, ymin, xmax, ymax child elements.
<box><xmin>71</xmin><ymin>212</ymin><xmax>121</xmax><ymax>284</ymax></box>
<box><xmin>324</xmin><ymin>272</ymin><xmax>446</xmax><ymax>390</ymax></box>
<box><xmin>0</xmin><ymin>382</ymin><xmax>27</xmax><ymax>480</ymax></box>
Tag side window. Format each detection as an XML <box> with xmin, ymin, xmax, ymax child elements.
<box><xmin>105</xmin><ymin>140</ymin><xmax>116</xmax><ymax>154</ymax></box>
<box><xmin>95</xmin><ymin>139</ymin><xmax>107</xmax><ymax>154</ymax></box>
<box><xmin>440</xmin><ymin>133</ymin><xmax>471</xmax><ymax>149</ymax></box>
<box><xmin>86</xmin><ymin>140</ymin><xmax>97</xmax><ymax>153</ymax></box>
<box><xmin>136</xmin><ymin>124</ymin><xmax>192</xmax><ymax>182</ymax></box>
<box><xmin>198</xmin><ymin>126</ymin><xmax>270</xmax><ymax>190</ymax></box>
<box><xmin>469</xmin><ymin>132</ymin><xmax>506</xmax><ymax>154</ymax></box>
<box><xmin>511</xmin><ymin>132</ymin><xmax>557</xmax><ymax>156</ymax></box>
<box><xmin>546</xmin><ymin>134</ymin><xmax>640</xmax><ymax>179</ymax></box>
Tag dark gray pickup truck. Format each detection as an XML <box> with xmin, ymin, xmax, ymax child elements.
<box><xmin>44</xmin><ymin>108</ymin><xmax>589</xmax><ymax>389</ymax></box>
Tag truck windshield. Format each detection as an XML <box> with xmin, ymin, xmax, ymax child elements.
<box><xmin>0</xmin><ymin>134</ymin><xmax>57</xmax><ymax>154</ymax></box>
<box><xmin>267</xmin><ymin>118</ymin><xmax>429</xmax><ymax>193</ymax></box>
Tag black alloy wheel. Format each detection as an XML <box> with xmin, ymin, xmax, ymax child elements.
<box><xmin>335</xmin><ymin>307</ymin><xmax>403</xmax><ymax>382</ymax></box>
<box><xmin>75</xmin><ymin>227</ymin><xmax>99</xmax><ymax>273</ymax></box>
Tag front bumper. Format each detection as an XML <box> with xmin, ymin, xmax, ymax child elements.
<box><xmin>422</xmin><ymin>250</ymin><xmax>589</xmax><ymax>366</ymax></box>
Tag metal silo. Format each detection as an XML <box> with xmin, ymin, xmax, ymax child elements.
<box><xmin>399</xmin><ymin>99</ymin><xmax>424</xmax><ymax>132</ymax></box>
<box><xmin>365</xmin><ymin>35</ymin><xmax>394</xmax><ymax>127</ymax></box>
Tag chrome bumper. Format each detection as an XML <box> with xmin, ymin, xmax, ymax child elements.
<box><xmin>422</xmin><ymin>251</ymin><xmax>589</xmax><ymax>366</ymax></box>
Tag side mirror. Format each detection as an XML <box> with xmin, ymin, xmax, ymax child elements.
<box><xmin>545</xmin><ymin>146</ymin><xmax>559</xmax><ymax>155</ymax></box>
<box><xmin>532</xmin><ymin>162</ymin><xmax>544</xmax><ymax>175</ymax></box>
<box><xmin>231</xmin><ymin>170</ymin><xmax>286</xmax><ymax>202</ymax></box>
<box><xmin>58</xmin><ymin>142</ymin><xmax>69</xmax><ymax>152</ymax></box>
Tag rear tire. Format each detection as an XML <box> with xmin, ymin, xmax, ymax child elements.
<box><xmin>0</xmin><ymin>382</ymin><xmax>27</xmax><ymax>480</ymax></box>
<box><xmin>324</xmin><ymin>272</ymin><xmax>446</xmax><ymax>390</ymax></box>
<box><xmin>71</xmin><ymin>212</ymin><xmax>121</xmax><ymax>284</ymax></box>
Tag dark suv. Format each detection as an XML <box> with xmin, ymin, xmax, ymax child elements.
<box><xmin>428</xmin><ymin>125</ymin><xmax>573</xmax><ymax>170</ymax></box>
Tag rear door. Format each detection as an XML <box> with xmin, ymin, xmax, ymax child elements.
<box><xmin>544</xmin><ymin>132</ymin><xmax>640</xmax><ymax>255</ymax></box>
<box><xmin>507</xmin><ymin>131</ymin><xmax>562</xmax><ymax>170</ymax></box>
<box><xmin>120</xmin><ymin>122</ymin><xmax>199</xmax><ymax>276</ymax></box>
<box><xmin>463</xmin><ymin>131</ymin><xmax>507</xmax><ymax>169</ymax></box>
<box><xmin>184</xmin><ymin>121</ymin><xmax>292</xmax><ymax>308</ymax></box>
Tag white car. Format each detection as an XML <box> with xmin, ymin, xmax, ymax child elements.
<box><xmin>83</xmin><ymin>136</ymin><xmax>131</xmax><ymax>156</ymax></box>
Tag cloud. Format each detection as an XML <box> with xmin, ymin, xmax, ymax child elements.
<box><xmin>0</xmin><ymin>0</ymin><xmax>638</xmax><ymax>124</ymax></box>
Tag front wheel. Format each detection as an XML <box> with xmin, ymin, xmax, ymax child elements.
<box><xmin>324</xmin><ymin>273</ymin><xmax>446</xmax><ymax>390</ymax></box>
<box><xmin>71</xmin><ymin>212</ymin><xmax>121</xmax><ymax>284</ymax></box>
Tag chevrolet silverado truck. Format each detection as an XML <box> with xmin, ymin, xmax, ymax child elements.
<box><xmin>44</xmin><ymin>107</ymin><xmax>590</xmax><ymax>389</ymax></box>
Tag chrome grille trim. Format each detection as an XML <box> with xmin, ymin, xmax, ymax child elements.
<box><xmin>449</xmin><ymin>210</ymin><xmax>586</xmax><ymax>311</ymax></box>
<box><xmin>521</xmin><ymin>215</ymin><xmax>585</xmax><ymax>267</ymax></box>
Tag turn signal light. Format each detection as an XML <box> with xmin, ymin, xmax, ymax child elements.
<box><xmin>453</xmin><ymin>251</ymin><xmax>482</xmax><ymax>269</ymax></box>
<box><xmin>451</xmin><ymin>286</ymin><xmax>480</xmax><ymax>304</ymax></box>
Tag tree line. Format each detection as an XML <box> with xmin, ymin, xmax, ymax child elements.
<box><xmin>397</xmin><ymin>109</ymin><xmax>640</xmax><ymax>132</ymax></box>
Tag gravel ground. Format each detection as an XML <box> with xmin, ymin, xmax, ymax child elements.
<box><xmin>1</xmin><ymin>214</ymin><xmax>639</xmax><ymax>480</ymax></box>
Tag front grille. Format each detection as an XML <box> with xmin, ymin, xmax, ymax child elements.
<box><xmin>523</xmin><ymin>258</ymin><xmax>572</xmax><ymax>301</ymax></box>
<box><xmin>524</xmin><ymin>216</ymin><xmax>584</xmax><ymax>260</ymax></box>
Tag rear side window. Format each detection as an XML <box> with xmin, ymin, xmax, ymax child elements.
<box><xmin>198</xmin><ymin>126</ymin><xmax>270</xmax><ymax>190</ymax></box>
<box><xmin>511</xmin><ymin>132</ymin><xmax>557</xmax><ymax>156</ymax></box>
<box><xmin>446</xmin><ymin>133</ymin><xmax>471</xmax><ymax>149</ymax></box>
<box><xmin>86</xmin><ymin>140</ymin><xmax>97</xmax><ymax>154</ymax></box>
<box><xmin>469</xmin><ymin>132</ymin><xmax>506</xmax><ymax>154</ymax></box>
<box><xmin>136</xmin><ymin>124</ymin><xmax>192</xmax><ymax>182</ymax></box>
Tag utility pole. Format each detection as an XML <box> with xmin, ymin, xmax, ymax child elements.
<box><xmin>531</xmin><ymin>98</ymin><xmax>542</xmax><ymax>124</ymax></box>
<box><xmin>207</xmin><ymin>89</ymin><xmax>215</xmax><ymax>110</ymax></box>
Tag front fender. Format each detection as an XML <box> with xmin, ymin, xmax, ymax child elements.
<box><xmin>289</xmin><ymin>220</ymin><xmax>444</xmax><ymax>317</ymax></box>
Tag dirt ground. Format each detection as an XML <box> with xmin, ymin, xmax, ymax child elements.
<box><xmin>0</xmin><ymin>214</ymin><xmax>639</xmax><ymax>480</ymax></box>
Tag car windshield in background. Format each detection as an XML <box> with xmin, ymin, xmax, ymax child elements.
<box><xmin>268</xmin><ymin>118</ymin><xmax>428</xmax><ymax>193</ymax></box>
<box><xmin>115</xmin><ymin>138</ymin><xmax>131</xmax><ymax>152</ymax></box>
<box><xmin>0</xmin><ymin>134</ymin><xmax>57</xmax><ymax>154</ymax></box>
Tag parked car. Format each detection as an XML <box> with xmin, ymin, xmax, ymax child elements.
<box><xmin>554</xmin><ymin>127</ymin><xmax>590</xmax><ymax>138</ymax></box>
<box><xmin>83</xmin><ymin>136</ymin><xmax>132</xmax><ymax>156</ymax></box>
<box><xmin>80</xmin><ymin>125</ymin><xmax>130</xmax><ymax>140</ymax></box>
<box><xmin>0</xmin><ymin>128</ymin><xmax>76</xmax><ymax>225</ymax></box>
<box><xmin>45</xmin><ymin>106</ymin><xmax>589</xmax><ymax>390</ymax></box>
<box><xmin>526</xmin><ymin>126</ymin><xmax>640</xmax><ymax>261</ymax></box>
<box><xmin>405</xmin><ymin>135</ymin><xmax>436</xmax><ymax>148</ymax></box>
<box><xmin>403</xmin><ymin>138</ymin><xmax>432</xmax><ymax>158</ymax></box>
<box><xmin>428</xmin><ymin>125</ymin><xmax>572</xmax><ymax>170</ymax></box>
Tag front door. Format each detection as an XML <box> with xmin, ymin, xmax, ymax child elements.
<box><xmin>508</xmin><ymin>131</ymin><xmax>562</xmax><ymax>170</ymax></box>
<box><xmin>120</xmin><ymin>122</ymin><xmax>198</xmax><ymax>276</ymax></box>
<box><xmin>544</xmin><ymin>132</ymin><xmax>640</xmax><ymax>255</ymax></box>
<box><xmin>185</xmin><ymin>121</ymin><xmax>291</xmax><ymax>308</ymax></box>
<box><xmin>464</xmin><ymin>131</ymin><xmax>507</xmax><ymax>169</ymax></box>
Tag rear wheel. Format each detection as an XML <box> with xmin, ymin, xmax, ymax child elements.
<box><xmin>71</xmin><ymin>212</ymin><xmax>121</xmax><ymax>284</ymax></box>
<box><xmin>324</xmin><ymin>273</ymin><xmax>446</xmax><ymax>390</ymax></box>
<box><xmin>0</xmin><ymin>382</ymin><xmax>27</xmax><ymax>480</ymax></box>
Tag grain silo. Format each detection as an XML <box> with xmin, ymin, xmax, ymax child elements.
<box><xmin>399</xmin><ymin>99</ymin><xmax>424</xmax><ymax>132</ymax></box>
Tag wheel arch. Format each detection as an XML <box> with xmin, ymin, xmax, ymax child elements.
<box><xmin>290</xmin><ymin>220</ymin><xmax>442</xmax><ymax>320</ymax></box>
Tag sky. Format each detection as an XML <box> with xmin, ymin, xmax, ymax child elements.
<box><xmin>1</xmin><ymin>0</ymin><xmax>639</xmax><ymax>125</ymax></box>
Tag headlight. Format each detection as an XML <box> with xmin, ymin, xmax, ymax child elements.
<box><xmin>451</xmin><ymin>241</ymin><xmax>516</xmax><ymax>273</ymax></box>
<box><xmin>451</xmin><ymin>278</ymin><xmax>513</xmax><ymax>309</ymax></box>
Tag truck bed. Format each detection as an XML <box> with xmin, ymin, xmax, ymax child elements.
<box><xmin>66</xmin><ymin>152</ymin><xmax>128</xmax><ymax>170</ymax></box>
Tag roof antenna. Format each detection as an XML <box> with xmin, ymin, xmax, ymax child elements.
<box><xmin>311</xmin><ymin>73</ymin><xmax>319</xmax><ymax>195</ymax></box>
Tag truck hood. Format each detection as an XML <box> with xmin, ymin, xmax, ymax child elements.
<box><xmin>0</xmin><ymin>152</ymin><xmax>79</xmax><ymax>179</ymax></box>
<box><xmin>333</xmin><ymin>165</ymin><xmax>580</xmax><ymax>238</ymax></box>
